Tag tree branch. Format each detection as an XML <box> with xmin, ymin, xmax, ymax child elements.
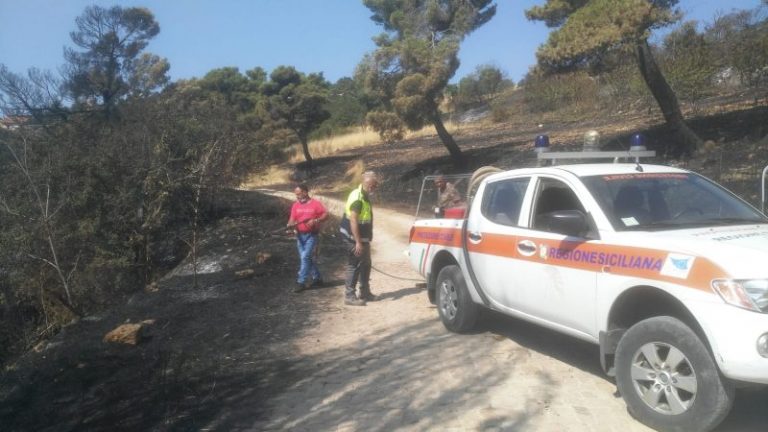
<box><xmin>0</xmin><ymin>194</ymin><xmax>20</xmax><ymax>216</ymax></box>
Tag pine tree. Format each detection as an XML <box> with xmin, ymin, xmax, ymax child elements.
<box><xmin>360</xmin><ymin>0</ymin><xmax>496</xmax><ymax>165</ymax></box>
<box><xmin>526</xmin><ymin>0</ymin><xmax>702</xmax><ymax>156</ymax></box>
<box><xmin>64</xmin><ymin>6</ymin><xmax>167</xmax><ymax>117</ymax></box>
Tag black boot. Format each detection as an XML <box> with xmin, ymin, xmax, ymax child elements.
<box><xmin>359</xmin><ymin>287</ymin><xmax>377</xmax><ymax>302</ymax></box>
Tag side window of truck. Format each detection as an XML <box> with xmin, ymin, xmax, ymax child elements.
<box><xmin>532</xmin><ymin>178</ymin><xmax>586</xmax><ymax>231</ymax></box>
<box><xmin>481</xmin><ymin>178</ymin><xmax>530</xmax><ymax>226</ymax></box>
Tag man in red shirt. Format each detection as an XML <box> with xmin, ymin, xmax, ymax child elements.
<box><xmin>287</xmin><ymin>184</ymin><xmax>328</xmax><ymax>292</ymax></box>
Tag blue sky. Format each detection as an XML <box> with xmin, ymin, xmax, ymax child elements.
<box><xmin>0</xmin><ymin>0</ymin><xmax>763</xmax><ymax>85</ymax></box>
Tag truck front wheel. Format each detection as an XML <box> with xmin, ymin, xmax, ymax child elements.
<box><xmin>615</xmin><ymin>316</ymin><xmax>734</xmax><ymax>432</ymax></box>
<box><xmin>435</xmin><ymin>265</ymin><xmax>478</xmax><ymax>333</ymax></box>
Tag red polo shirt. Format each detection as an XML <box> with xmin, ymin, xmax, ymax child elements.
<box><xmin>290</xmin><ymin>198</ymin><xmax>327</xmax><ymax>233</ymax></box>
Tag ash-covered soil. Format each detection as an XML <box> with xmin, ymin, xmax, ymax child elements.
<box><xmin>0</xmin><ymin>191</ymin><xmax>348</xmax><ymax>431</ymax></box>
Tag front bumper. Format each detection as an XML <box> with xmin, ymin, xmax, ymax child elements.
<box><xmin>692</xmin><ymin>300</ymin><xmax>768</xmax><ymax>384</ymax></box>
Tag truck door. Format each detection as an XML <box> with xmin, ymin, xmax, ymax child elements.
<box><xmin>466</xmin><ymin>176</ymin><xmax>530</xmax><ymax>308</ymax></box>
<box><xmin>514</xmin><ymin>176</ymin><xmax>597</xmax><ymax>336</ymax></box>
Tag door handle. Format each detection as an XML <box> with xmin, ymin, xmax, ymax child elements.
<box><xmin>468</xmin><ymin>231</ymin><xmax>482</xmax><ymax>242</ymax></box>
<box><xmin>517</xmin><ymin>240</ymin><xmax>537</xmax><ymax>256</ymax></box>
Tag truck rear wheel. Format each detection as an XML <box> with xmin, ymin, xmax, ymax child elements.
<box><xmin>435</xmin><ymin>265</ymin><xmax>478</xmax><ymax>333</ymax></box>
<box><xmin>615</xmin><ymin>316</ymin><xmax>734</xmax><ymax>432</ymax></box>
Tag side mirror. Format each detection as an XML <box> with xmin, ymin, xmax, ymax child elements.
<box><xmin>537</xmin><ymin>210</ymin><xmax>590</xmax><ymax>237</ymax></box>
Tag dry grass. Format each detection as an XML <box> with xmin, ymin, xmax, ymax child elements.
<box><xmin>286</xmin><ymin>121</ymin><xmax>466</xmax><ymax>163</ymax></box>
<box><xmin>287</xmin><ymin>127</ymin><xmax>381</xmax><ymax>163</ymax></box>
<box><xmin>240</xmin><ymin>165</ymin><xmax>292</xmax><ymax>190</ymax></box>
<box><xmin>251</xmin><ymin>120</ymin><xmax>475</xmax><ymax>189</ymax></box>
<box><xmin>404</xmin><ymin>120</ymin><xmax>463</xmax><ymax>139</ymax></box>
<box><xmin>242</xmin><ymin>147</ymin><xmax>370</xmax><ymax>191</ymax></box>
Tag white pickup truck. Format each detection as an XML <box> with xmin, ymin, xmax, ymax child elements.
<box><xmin>408</xmin><ymin>163</ymin><xmax>768</xmax><ymax>432</ymax></box>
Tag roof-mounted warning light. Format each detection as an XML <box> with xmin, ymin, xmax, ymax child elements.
<box><xmin>537</xmin><ymin>149</ymin><xmax>655</xmax><ymax>164</ymax></box>
<box><xmin>537</xmin><ymin>130</ymin><xmax>655</xmax><ymax>164</ymax></box>
<box><xmin>534</xmin><ymin>134</ymin><xmax>550</xmax><ymax>153</ymax></box>
<box><xmin>630</xmin><ymin>133</ymin><xmax>647</xmax><ymax>151</ymax></box>
<box><xmin>583</xmin><ymin>130</ymin><xmax>600</xmax><ymax>152</ymax></box>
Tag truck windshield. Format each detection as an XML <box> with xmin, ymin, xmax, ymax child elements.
<box><xmin>581</xmin><ymin>172</ymin><xmax>767</xmax><ymax>231</ymax></box>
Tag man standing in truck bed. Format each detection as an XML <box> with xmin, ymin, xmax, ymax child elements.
<box><xmin>339</xmin><ymin>171</ymin><xmax>379</xmax><ymax>306</ymax></box>
<box><xmin>434</xmin><ymin>175</ymin><xmax>464</xmax><ymax>217</ymax></box>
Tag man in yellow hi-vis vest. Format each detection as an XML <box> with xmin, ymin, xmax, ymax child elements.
<box><xmin>339</xmin><ymin>171</ymin><xmax>378</xmax><ymax>306</ymax></box>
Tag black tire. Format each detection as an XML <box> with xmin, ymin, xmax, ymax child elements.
<box><xmin>435</xmin><ymin>265</ymin><xmax>479</xmax><ymax>333</ymax></box>
<box><xmin>615</xmin><ymin>316</ymin><xmax>734</xmax><ymax>432</ymax></box>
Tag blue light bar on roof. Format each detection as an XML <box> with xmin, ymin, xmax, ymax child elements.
<box><xmin>630</xmin><ymin>133</ymin><xmax>647</xmax><ymax>151</ymax></box>
<box><xmin>534</xmin><ymin>134</ymin><xmax>550</xmax><ymax>153</ymax></box>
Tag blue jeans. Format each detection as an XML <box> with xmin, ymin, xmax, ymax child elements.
<box><xmin>296</xmin><ymin>233</ymin><xmax>321</xmax><ymax>284</ymax></box>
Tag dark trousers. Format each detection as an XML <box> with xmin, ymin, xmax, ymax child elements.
<box><xmin>344</xmin><ymin>240</ymin><xmax>371</xmax><ymax>298</ymax></box>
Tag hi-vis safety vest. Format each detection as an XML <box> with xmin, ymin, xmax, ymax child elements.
<box><xmin>340</xmin><ymin>185</ymin><xmax>373</xmax><ymax>242</ymax></box>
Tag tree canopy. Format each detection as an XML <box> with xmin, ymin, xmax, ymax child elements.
<box><xmin>198</xmin><ymin>66</ymin><xmax>264</xmax><ymax>112</ymax></box>
<box><xmin>527</xmin><ymin>0</ymin><xmax>679</xmax><ymax>68</ymax></box>
<box><xmin>262</xmin><ymin>66</ymin><xmax>331</xmax><ymax>165</ymax></box>
<box><xmin>359</xmin><ymin>0</ymin><xmax>497</xmax><ymax>165</ymax></box>
<box><xmin>526</xmin><ymin>0</ymin><xmax>702</xmax><ymax>156</ymax></box>
<box><xmin>455</xmin><ymin>64</ymin><xmax>513</xmax><ymax>109</ymax></box>
<box><xmin>64</xmin><ymin>5</ymin><xmax>168</xmax><ymax>115</ymax></box>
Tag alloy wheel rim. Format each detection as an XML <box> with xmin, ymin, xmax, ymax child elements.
<box><xmin>439</xmin><ymin>279</ymin><xmax>458</xmax><ymax>319</ymax></box>
<box><xmin>630</xmin><ymin>342</ymin><xmax>698</xmax><ymax>415</ymax></box>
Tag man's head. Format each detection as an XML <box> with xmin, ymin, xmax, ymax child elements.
<box><xmin>362</xmin><ymin>171</ymin><xmax>378</xmax><ymax>193</ymax></box>
<box><xmin>434</xmin><ymin>175</ymin><xmax>446</xmax><ymax>189</ymax></box>
<box><xmin>294</xmin><ymin>183</ymin><xmax>309</xmax><ymax>203</ymax></box>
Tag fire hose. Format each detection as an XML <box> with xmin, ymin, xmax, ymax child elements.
<box><xmin>272</xmin><ymin>219</ymin><xmax>423</xmax><ymax>282</ymax></box>
<box><xmin>371</xmin><ymin>264</ymin><xmax>423</xmax><ymax>282</ymax></box>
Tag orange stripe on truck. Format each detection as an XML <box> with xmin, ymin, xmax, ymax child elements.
<box><xmin>410</xmin><ymin>226</ymin><xmax>463</xmax><ymax>248</ymax></box>
<box><xmin>411</xmin><ymin>226</ymin><xmax>729</xmax><ymax>293</ymax></box>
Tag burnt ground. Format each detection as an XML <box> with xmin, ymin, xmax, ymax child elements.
<box><xmin>1</xmin><ymin>97</ymin><xmax>767</xmax><ymax>431</ymax></box>
<box><xmin>0</xmin><ymin>191</ymin><xmax>349</xmax><ymax>431</ymax></box>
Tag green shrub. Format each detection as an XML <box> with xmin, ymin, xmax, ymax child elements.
<box><xmin>366</xmin><ymin>110</ymin><xmax>405</xmax><ymax>143</ymax></box>
<box><xmin>660</xmin><ymin>21</ymin><xmax>718</xmax><ymax>103</ymax></box>
<box><xmin>523</xmin><ymin>70</ymin><xmax>599</xmax><ymax>113</ymax></box>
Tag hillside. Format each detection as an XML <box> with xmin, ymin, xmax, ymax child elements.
<box><xmin>249</xmin><ymin>90</ymin><xmax>768</xmax><ymax>213</ymax></box>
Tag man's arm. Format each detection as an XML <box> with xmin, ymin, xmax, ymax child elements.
<box><xmin>316</xmin><ymin>201</ymin><xmax>328</xmax><ymax>222</ymax></box>
<box><xmin>349</xmin><ymin>209</ymin><xmax>363</xmax><ymax>256</ymax></box>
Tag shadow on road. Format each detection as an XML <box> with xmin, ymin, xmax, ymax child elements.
<box><xmin>476</xmin><ymin>308</ymin><xmax>768</xmax><ymax>432</ymax></box>
<box><xmin>375</xmin><ymin>285</ymin><xmax>425</xmax><ymax>301</ymax></box>
<box><xmin>481</xmin><ymin>309</ymin><xmax>606</xmax><ymax>378</ymax></box>
<box><xmin>250</xmin><ymin>319</ymin><xmax>553</xmax><ymax>431</ymax></box>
